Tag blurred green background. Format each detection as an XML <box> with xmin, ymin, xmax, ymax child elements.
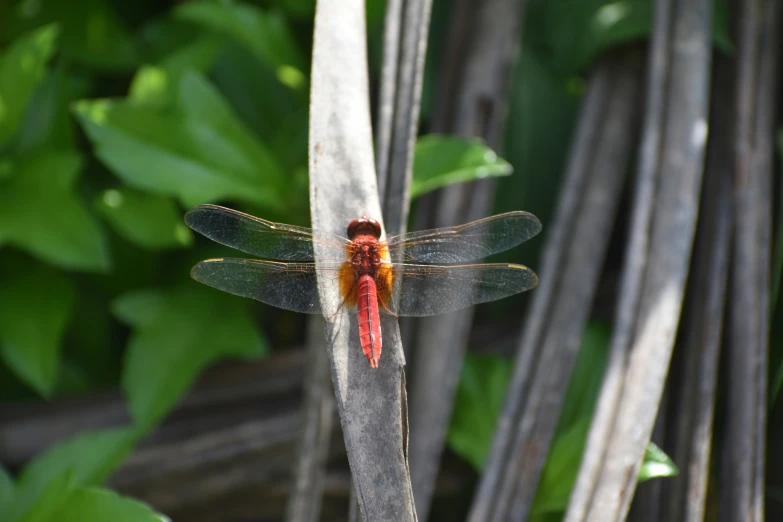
<box><xmin>0</xmin><ymin>0</ymin><xmax>733</xmax><ymax>520</ymax></box>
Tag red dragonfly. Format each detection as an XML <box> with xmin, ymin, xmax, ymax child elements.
<box><xmin>185</xmin><ymin>205</ymin><xmax>541</xmax><ymax>368</ymax></box>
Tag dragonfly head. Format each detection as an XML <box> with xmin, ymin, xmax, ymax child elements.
<box><xmin>347</xmin><ymin>216</ymin><xmax>382</xmax><ymax>239</ymax></box>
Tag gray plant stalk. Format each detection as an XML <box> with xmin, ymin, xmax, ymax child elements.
<box><xmin>308</xmin><ymin>0</ymin><xmax>416</xmax><ymax>520</ymax></box>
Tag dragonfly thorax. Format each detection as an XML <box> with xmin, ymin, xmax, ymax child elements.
<box><xmin>350</xmin><ymin>237</ymin><xmax>383</xmax><ymax>275</ymax></box>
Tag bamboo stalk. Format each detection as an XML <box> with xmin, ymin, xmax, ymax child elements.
<box><xmin>470</xmin><ymin>54</ymin><xmax>612</xmax><ymax>522</ymax></box>
<box><xmin>377</xmin><ymin>0</ymin><xmax>433</xmax><ymax>237</ymax></box>
<box><xmin>565</xmin><ymin>0</ymin><xmax>674</xmax><ymax>516</ymax></box>
<box><xmin>471</xmin><ymin>51</ymin><xmax>642</xmax><ymax>522</ymax></box>
<box><xmin>657</xmin><ymin>58</ymin><xmax>732</xmax><ymax>521</ymax></box>
<box><xmin>285</xmin><ymin>317</ymin><xmax>334</xmax><ymax>522</ymax></box>
<box><xmin>404</xmin><ymin>0</ymin><xmax>528</xmax><ymax>518</ymax></box>
<box><xmin>723</xmin><ymin>0</ymin><xmax>779</xmax><ymax>520</ymax></box>
<box><xmin>571</xmin><ymin>0</ymin><xmax>713</xmax><ymax>519</ymax></box>
<box><xmin>308</xmin><ymin>0</ymin><xmax>416</xmax><ymax>519</ymax></box>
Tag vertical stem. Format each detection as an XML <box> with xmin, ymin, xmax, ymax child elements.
<box><xmin>308</xmin><ymin>0</ymin><xmax>416</xmax><ymax>519</ymax></box>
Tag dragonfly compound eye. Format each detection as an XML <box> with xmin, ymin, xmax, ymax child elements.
<box><xmin>347</xmin><ymin>216</ymin><xmax>382</xmax><ymax>239</ymax></box>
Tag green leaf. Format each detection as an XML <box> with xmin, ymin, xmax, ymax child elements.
<box><xmin>8</xmin><ymin>427</ymin><xmax>139</xmax><ymax>522</ymax></box>
<box><xmin>366</xmin><ymin>0</ymin><xmax>387</xmax><ymax>28</ymax></box>
<box><xmin>211</xmin><ymin>45</ymin><xmax>309</xmax><ymax>174</ymax></box>
<box><xmin>16</xmin><ymin>65</ymin><xmax>91</xmax><ymax>153</ymax></box>
<box><xmin>769</xmin><ymin>133</ymin><xmax>783</xmax><ymax>402</ymax></box>
<box><xmin>0</xmin><ymin>353</ymin><xmax>38</xmax><ymax>401</ymax></box>
<box><xmin>0</xmin><ymin>150</ymin><xmax>110</xmax><ymax>271</ymax></box>
<box><xmin>767</xmin><ymin>486</ymin><xmax>783</xmax><ymax>506</ymax></box>
<box><xmin>175</xmin><ymin>1</ymin><xmax>306</xmax><ymax>90</ymax></box>
<box><xmin>770</xmin><ymin>135</ymin><xmax>783</xmax><ymax>405</ymax></box>
<box><xmin>411</xmin><ymin>135</ymin><xmax>513</xmax><ymax>199</ymax></box>
<box><xmin>129</xmin><ymin>36</ymin><xmax>224</xmax><ymax>105</ymax></box>
<box><xmin>128</xmin><ymin>66</ymin><xmax>172</xmax><ymax>106</ymax></box>
<box><xmin>527</xmin><ymin>323</ymin><xmax>609</xmax><ymax>515</ymax></box>
<box><xmin>61</xmin><ymin>290</ymin><xmax>120</xmax><ymax>391</ymax></box>
<box><xmin>638</xmin><ymin>441</ymin><xmax>679</xmax><ymax>482</ymax></box>
<box><xmin>74</xmin><ymin>72</ymin><xmax>286</xmax><ymax>210</ymax></box>
<box><xmin>6</xmin><ymin>0</ymin><xmax>137</xmax><ymax>72</ymax></box>
<box><xmin>96</xmin><ymin>188</ymin><xmax>192</xmax><ymax>250</ymax></box>
<box><xmin>176</xmin><ymin>70</ymin><xmax>294</xmax><ymax>194</ymax></box>
<box><xmin>772</xmin><ymin>360</ymin><xmax>783</xmax><ymax>406</ymax></box>
<box><xmin>0</xmin><ymin>157</ymin><xmax>12</xmax><ymax>180</ymax></box>
<box><xmin>557</xmin><ymin>322</ymin><xmax>611</xmax><ymax>431</ymax></box>
<box><xmin>136</xmin><ymin>17</ymin><xmax>208</xmax><ymax>62</ymax></box>
<box><xmin>582</xmin><ymin>0</ymin><xmax>661</xmax><ymax>72</ymax></box>
<box><xmin>772</xmin><ymin>133</ymin><xmax>783</xmax><ymax>313</ymax></box>
<box><xmin>0</xmin><ymin>264</ymin><xmax>75</xmax><ymax>397</ymax></box>
<box><xmin>118</xmin><ymin>285</ymin><xmax>269</xmax><ymax>429</ymax></box>
<box><xmin>48</xmin><ymin>487</ymin><xmax>166</xmax><ymax>522</ymax></box>
<box><xmin>532</xmin><ymin>417</ymin><xmax>592</xmax><ymax>515</ymax></box>
<box><xmin>10</xmin><ymin>471</ymin><xmax>75</xmax><ymax>522</ymax></box>
<box><xmin>447</xmin><ymin>354</ymin><xmax>512</xmax><ymax>470</ymax></box>
<box><xmin>0</xmin><ymin>24</ymin><xmax>59</xmax><ymax>147</ymax></box>
<box><xmin>0</xmin><ymin>465</ymin><xmax>14</xmax><ymax>514</ymax></box>
<box><xmin>711</xmin><ymin>0</ymin><xmax>734</xmax><ymax>53</ymax></box>
<box><xmin>212</xmin><ymin>45</ymin><xmax>301</xmax><ymax>138</ymax></box>
<box><xmin>270</xmin><ymin>0</ymin><xmax>316</xmax><ymax>19</ymax></box>
<box><xmin>111</xmin><ymin>289</ymin><xmax>168</xmax><ymax>328</ymax></box>
<box><xmin>179</xmin><ymin>70</ymin><xmax>247</xmax><ymax>132</ymax></box>
<box><xmin>18</xmin><ymin>427</ymin><xmax>139</xmax><ymax>490</ymax></box>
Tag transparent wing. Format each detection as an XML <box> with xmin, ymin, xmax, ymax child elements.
<box><xmin>191</xmin><ymin>258</ymin><xmax>347</xmax><ymax>314</ymax></box>
<box><xmin>384</xmin><ymin>211</ymin><xmax>542</xmax><ymax>263</ymax></box>
<box><xmin>185</xmin><ymin>204</ymin><xmax>351</xmax><ymax>261</ymax></box>
<box><xmin>390</xmin><ymin>263</ymin><xmax>539</xmax><ymax>317</ymax></box>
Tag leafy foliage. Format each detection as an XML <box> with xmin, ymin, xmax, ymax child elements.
<box><xmin>412</xmin><ymin>135</ymin><xmax>513</xmax><ymax>198</ymax></box>
<box><xmin>0</xmin><ymin>262</ymin><xmax>75</xmax><ymax>396</ymax></box>
<box><xmin>174</xmin><ymin>1</ymin><xmax>306</xmax><ymax>89</ymax></box>
<box><xmin>0</xmin><ymin>24</ymin><xmax>59</xmax><ymax>147</ymax></box>
<box><xmin>74</xmin><ymin>72</ymin><xmax>288</xmax><ymax>210</ymax></box>
<box><xmin>638</xmin><ymin>442</ymin><xmax>679</xmax><ymax>482</ymax></box>
<box><xmin>447</xmin><ymin>353</ymin><xmax>512</xmax><ymax>470</ymax></box>
<box><xmin>9</xmin><ymin>481</ymin><xmax>167</xmax><ymax>522</ymax></box>
<box><xmin>8</xmin><ymin>471</ymin><xmax>74</xmax><ymax>522</ymax></box>
<box><xmin>769</xmin><ymin>135</ymin><xmax>783</xmax><ymax>404</ymax></box>
<box><xmin>0</xmin><ymin>466</ymin><xmax>14</xmax><ymax>514</ymax></box>
<box><xmin>3</xmin><ymin>0</ymin><xmax>138</xmax><ymax>71</ymax></box>
<box><xmin>0</xmin><ymin>151</ymin><xmax>109</xmax><ymax>271</ymax></box>
<box><xmin>45</xmin><ymin>487</ymin><xmax>166</xmax><ymax>522</ymax></box>
<box><xmin>531</xmin><ymin>323</ymin><xmax>610</xmax><ymax>515</ymax></box>
<box><xmin>116</xmin><ymin>285</ymin><xmax>268</xmax><ymax>429</ymax></box>
<box><xmin>532</xmin><ymin>417</ymin><xmax>593</xmax><ymax>515</ymax></box>
<box><xmin>96</xmin><ymin>188</ymin><xmax>193</xmax><ymax>250</ymax></box>
<box><xmin>4</xmin><ymin>427</ymin><xmax>141</xmax><ymax>522</ymax></box>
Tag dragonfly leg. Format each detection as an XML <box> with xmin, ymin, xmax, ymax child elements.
<box><xmin>379</xmin><ymin>300</ymin><xmax>398</xmax><ymax>318</ymax></box>
<box><xmin>325</xmin><ymin>294</ymin><xmax>351</xmax><ymax>321</ymax></box>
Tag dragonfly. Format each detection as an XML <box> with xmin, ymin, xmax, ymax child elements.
<box><xmin>185</xmin><ymin>204</ymin><xmax>542</xmax><ymax>368</ymax></box>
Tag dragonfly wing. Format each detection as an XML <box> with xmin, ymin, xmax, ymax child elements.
<box><xmin>191</xmin><ymin>258</ymin><xmax>346</xmax><ymax>314</ymax></box>
<box><xmin>385</xmin><ymin>211</ymin><xmax>542</xmax><ymax>264</ymax></box>
<box><xmin>389</xmin><ymin>263</ymin><xmax>539</xmax><ymax>317</ymax></box>
<box><xmin>185</xmin><ymin>204</ymin><xmax>351</xmax><ymax>261</ymax></box>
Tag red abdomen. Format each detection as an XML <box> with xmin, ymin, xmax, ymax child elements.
<box><xmin>357</xmin><ymin>274</ymin><xmax>382</xmax><ymax>368</ymax></box>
